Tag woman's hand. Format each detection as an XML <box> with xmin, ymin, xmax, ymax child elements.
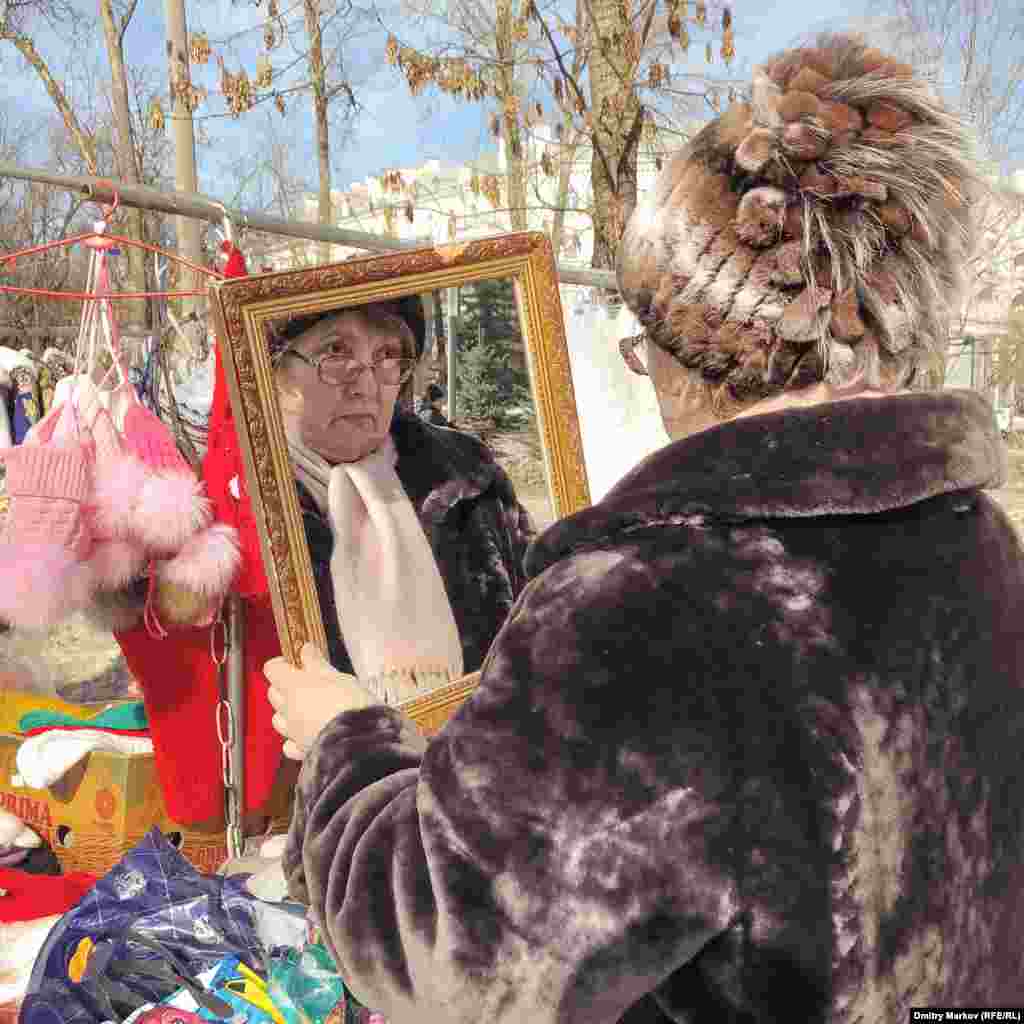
<box><xmin>264</xmin><ymin>643</ymin><xmax>377</xmax><ymax>759</ymax></box>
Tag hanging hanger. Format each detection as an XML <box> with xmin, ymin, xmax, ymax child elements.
<box><xmin>0</xmin><ymin>184</ymin><xmax>223</xmax><ymax>302</ymax></box>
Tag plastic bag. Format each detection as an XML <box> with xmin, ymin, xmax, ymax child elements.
<box><xmin>19</xmin><ymin>829</ymin><xmax>263</xmax><ymax>1024</ymax></box>
<box><xmin>268</xmin><ymin>946</ymin><xmax>346</xmax><ymax>1024</ymax></box>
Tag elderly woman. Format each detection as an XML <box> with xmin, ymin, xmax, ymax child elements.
<box><xmin>271</xmin><ymin>294</ymin><xmax>533</xmax><ymax>687</ymax></box>
<box><xmin>267</xmin><ymin>35</ymin><xmax>1024</xmax><ymax>1022</ymax></box>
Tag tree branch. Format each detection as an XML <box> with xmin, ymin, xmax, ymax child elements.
<box><xmin>533</xmin><ymin>4</ymin><xmax>616</xmax><ymax>191</ymax></box>
<box><xmin>117</xmin><ymin>0</ymin><xmax>139</xmax><ymax>45</ymax></box>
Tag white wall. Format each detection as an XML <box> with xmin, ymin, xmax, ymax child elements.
<box><xmin>563</xmin><ymin>296</ymin><xmax>668</xmax><ymax>502</ymax></box>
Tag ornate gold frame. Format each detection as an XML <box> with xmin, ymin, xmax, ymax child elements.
<box><xmin>208</xmin><ymin>231</ymin><xmax>589</xmax><ymax>734</ymax></box>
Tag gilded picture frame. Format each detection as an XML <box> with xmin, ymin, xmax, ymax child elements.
<box><xmin>208</xmin><ymin>231</ymin><xmax>590</xmax><ymax>735</ymax></box>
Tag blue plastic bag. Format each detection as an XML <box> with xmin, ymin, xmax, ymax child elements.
<box><xmin>19</xmin><ymin>829</ymin><xmax>262</xmax><ymax>1024</ymax></box>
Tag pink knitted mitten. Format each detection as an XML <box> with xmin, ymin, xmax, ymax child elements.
<box><xmin>0</xmin><ymin>442</ymin><xmax>95</xmax><ymax>629</ymax></box>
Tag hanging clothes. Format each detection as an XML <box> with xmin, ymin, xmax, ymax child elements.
<box><xmin>0</xmin><ymin>366</ymin><xmax>12</xmax><ymax>448</ymax></box>
<box><xmin>9</xmin><ymin>365</ymin><xmax>40</xmax><ymax>444</ymax></box>
<box><xmin>40</xmin><ymin>348</ymin><xmax>73</xmax><ymax>415</ymax></box>
<box><xmin>113</xmin><ymin>243</ymin><xmax>281</xmax><ymax>824</ymax></box>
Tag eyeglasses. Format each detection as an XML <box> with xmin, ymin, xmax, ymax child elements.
<box><xmin>284</xmin><ymin>348</ymin><xmax>417</xmax><ymax>387</ymax></box>
<box><xmin>620</xmin><ymin>332</ymin><xmax>649</xmax><ymax>376</ymax></box>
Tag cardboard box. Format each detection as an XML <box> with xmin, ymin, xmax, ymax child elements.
<box><xmin>0</xmin><ymin>732</ymin><xmax>227</xmax><ymax>877</ymax></box>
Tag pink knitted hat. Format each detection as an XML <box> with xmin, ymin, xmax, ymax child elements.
<box><xmin>92</xmin><ymin>398</ymin><xmax>212</xmax><ymax>556</ymax></box>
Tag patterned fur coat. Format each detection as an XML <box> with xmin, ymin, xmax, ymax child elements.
<box><xmin>285</xmin><ymin>389</ymin><xmax>1024</xmax><ymax>1023</ymax></box>
<box><xmin>299</xmin><ymin>411</ymin><xmax>534</xmax><ymax>675</ymax></box>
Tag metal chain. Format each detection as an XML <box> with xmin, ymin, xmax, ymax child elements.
<box><xmin>210</xmin><ymin>604</ymin><xmax>244</xmax><ymax>859</ymax></box>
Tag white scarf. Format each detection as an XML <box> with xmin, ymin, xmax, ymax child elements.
<box><xmin>289</xmin><ymin>435</ymin><xmax>464</xmax><ymax>702</ymax></box>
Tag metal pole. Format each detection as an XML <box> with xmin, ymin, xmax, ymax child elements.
<box><xmin>162</xmin><ymin>0</ymin><xmax>203</xmax><ymax>317</ymax></box>
<box><xmin>226</xmin><ymin>594</ymin><xmax>245</xmax><ymax>855</ymax></box>
<box><xmin>0</xmin><ymin>163</ymin><xmax>619</xmax><ymax>285</ymax></box>
<box><xmin>0</xmin><ymin>163</ymin><xmax>423</xmax><ymax>255</ymax></box>
<box><xmin>446</xmin><ymin>286</ymin><xmax>458</xmax><ymax>423</ymax></box>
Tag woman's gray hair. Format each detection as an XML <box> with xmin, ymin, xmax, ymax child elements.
<box><xmin>617</xmin><ymin>33</ymin><xmax>986</xmax><ymax>407</ymax></box>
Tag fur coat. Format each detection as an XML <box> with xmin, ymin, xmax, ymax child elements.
<box><xmin>299</xmin><ymin>411</ymin><xmax>534</xmax><ymax>675</ymax></box>
<box><xmin>285</xmin><ymin>389</ymin><xmax>1024</xmax><ymax>1023</ymax></box>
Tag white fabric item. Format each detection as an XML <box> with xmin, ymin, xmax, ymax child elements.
<box><xmin>0</xmin><ymin>915</ymin><xmax>61</xmax><ymax>1004</ymax></box>
<box><xmin>14</xmin><ymin>729</ymin><xmax>153</xmax><ymax>789</ymax></box>
<box><xmin>245</xmin><ymin>858</ymin><xmax>290</xmax><ymax>903</ymax></box>
<box><xmin>287</xmin><ymin>432</ymin><xmax>372</xmax><ymax>516</ymax></box>
<box><xmin>0</xmin><ymin>806</ymin><xmax>41</xmax><ymax>848</ymax></box>
<box><xmin>52</xmin><ymin>371</ymin><xmax>78</xmax><ymax>411</ymax></box>
<box><xmin>249</xmin><ymin>895</ymin><xmax>307</xmax><ymax>950</ymax></box>
<box><xmin>0</xmin><ymin>348</ymin><xmax>34</xmax><ymax>374</ymax></box>
<box><xmin>261</xmin><ymin>832</ymin><xmax>288</xmax><ymax>858</ymax></box>
<box><xmin>326</xmin><ymin>436</ymin><xmax>464</xmax><ymax>688</ymax></box>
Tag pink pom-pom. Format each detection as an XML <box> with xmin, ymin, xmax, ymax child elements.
<box><xmin>90</xmin><ymin>452</ymin><xmax>151</xmax><ymax>539</ymax></box>
<box><xmin>88</xmin><ymin>538</ymin><xmax>147</xmax><ymax>589</ymax></box>
<box><xmin>158</xmin><ymin>524</ymin><xmax>241</xmax><ymax>598</ymax></box>
<box><xmin>0</xmin><ymin>543</ymin><xmax>94</xmax><ymax>630</ymax></box>
<box><xmin>132</xmin><ymin>469</ymin><xmax>212</xmax><ymax>555</ymax></box>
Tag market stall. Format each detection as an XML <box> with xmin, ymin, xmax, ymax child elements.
<box><xmin>0</xmin><ymin>164</ymin><xmax>616</xmax><ymax>1024</ymax></box>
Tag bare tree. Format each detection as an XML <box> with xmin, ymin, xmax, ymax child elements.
<box><xmin>386</xmin><ymin>0</ymin><xmax>733</xmax><ymax>267</ymax></box>
<box><xmin>864</xmin><ymin>0</ymin><xmax>1023</xmax><ymax>166</ymax></box>
<box><xmin>0</xmin><ymin>104</ymin><xmax>93</xmax><ymax>341</ymax></box>
<box><xmin>859</xmin><ymin>1</ymin><xmax>1024</xmax><ymax>386</ymax></box>
<box><xmin>0</xmin><ymin>0</ymin><xmax>98</xmax><ymax>171</ymax></box>
<box><xmin>178</xmin><ymin>0</ymin><xmax>363</xmax><ymax>261</ymax></box>
<box><xmin>216</xmin><ymin>108</ymin><xmax>321</xmax><ymax>270</ymax></box>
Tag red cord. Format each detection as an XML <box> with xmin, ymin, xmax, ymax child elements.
<box><xmin>143</xmin><ymin>561</ymin><xmax>169</xmax><ymax>640</ymax></box>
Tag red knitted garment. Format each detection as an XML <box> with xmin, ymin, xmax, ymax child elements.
<box><xmin>114</xmin><ymin>246</ymin><xmax>284</xmax><ymax>824</ymax></box>
<box><xmin>0</xmin><ymin>869</ymin><xmax>98</xmax><ymax>923</ymax></box>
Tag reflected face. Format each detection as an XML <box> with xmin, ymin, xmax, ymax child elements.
<box><xmin>278</xmin><ymin>307</ymin><xmax>412</xmax><ymax>464</ymax></box>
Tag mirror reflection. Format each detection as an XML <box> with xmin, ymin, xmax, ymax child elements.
<box><xmin>416</xmin><ymin>277</ymin><xmax>555</xmax><ymax>531</ymax></box>
<box><xmin>263</xmin><ymin>283</ymin><xmax>546</xmax><ymax>688</ymax></box>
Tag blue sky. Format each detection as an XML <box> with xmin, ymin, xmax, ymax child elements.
<box><xmin>4</xmin><ymin>0</ymin><xmax>874</xmax><ymax>202</ymax></box>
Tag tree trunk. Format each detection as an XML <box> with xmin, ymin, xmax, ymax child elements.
<box><xmin>98</xmin><ymin>0</ymin><xmax>148</xmax><ymax>327</ymax></box>
<box><xmin>495</xmin><ymin>0</ymin><xmax>528</xmax><ymax>230</ymax></box>
<box><xmin>550</xmin><ymin>118</ymin><xmax>578</xmax><ymax>260</ymax></box>
<box><xmin>587</xmin><ymin>0</ymin><xmax>642</xmax><ymax>270</ymax></box>
<box><xmin>163</xmin><ymin>0</ymin><xmax>203</xmax><ymax>318</ymax></box>
<box><xmin>304</xmin><ymin>0</ymin><xmax>333</xmax><ymax>264</ymax></box>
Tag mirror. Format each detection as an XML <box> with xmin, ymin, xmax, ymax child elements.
<box><xmin>208</xmin><ymin>232</ymin><xmax>590</xmax><ymax>733</ymax></box>
<box><xmin>432</xmin><ymin>276</ymin><xmax>555</xmax><ymax>531</ymax></box>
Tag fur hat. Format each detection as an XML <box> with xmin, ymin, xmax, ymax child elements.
<box><xmin>267</xmin><ymin>293</ymin><xmax>428</xmax><ymax>364</ymax></box>
<box><xmin>617</xmin><ymin>33</ymin><xmax>984</xmax><ymax>406</ymax></box>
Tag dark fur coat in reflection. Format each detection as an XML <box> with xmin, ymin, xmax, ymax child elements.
<box><xmin>285</xmin><ymin>390</ymin><xmax>1024</xmax><ymax>1023</ymax></box>
<box><xmin>298</xmin><ymin>411</ymin><xmax>534</xmax><ymax>675</ymax></box>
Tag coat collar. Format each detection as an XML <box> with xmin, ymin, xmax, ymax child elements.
<box><xmin>527</xmin><ymin>389</ymin><xmax>1006</xmax><ymax>576</ymax></box>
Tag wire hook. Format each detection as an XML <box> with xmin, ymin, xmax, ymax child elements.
<box><xmin>91</xmin><ymin>178</ymin><xmax>120</xmax><ymax>221</ymax></box>
<box><xmin>211</xmin><ymin>201</ymin><xmax>235</xmax><ymax>246</ymax></box>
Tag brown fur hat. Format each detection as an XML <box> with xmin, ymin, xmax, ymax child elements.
<box><xmin>617</xmin><ymin>33</ymin><xmax>985</xmax><ymax>405</ymax></box>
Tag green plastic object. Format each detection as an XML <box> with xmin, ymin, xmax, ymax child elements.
<box><xmin>268</xmin><ymin>946</ymin><xmax>346</xmax><ymax>1024</ymax></box>
<box><xmin>19</xmin><ymin>701</ymin><xmax>148</xmax><ymax>733</ymax></box>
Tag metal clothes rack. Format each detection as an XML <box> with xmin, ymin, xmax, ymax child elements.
<box><xmin>0</xmin><ymin>162</ymin><xmax>619</xmax><ymax>289</ymax></box>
